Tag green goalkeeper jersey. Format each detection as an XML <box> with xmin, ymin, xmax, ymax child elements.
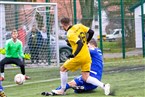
<box><xmin>5</xmin><ymin>39</ymin><xmax>24</xmax><ymax>58</ymax></box>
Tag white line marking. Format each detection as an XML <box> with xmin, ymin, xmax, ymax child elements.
<box><xmin>4</xmin><ymin>76</ymin><xmax>74</xmax><ymax>88</ymax></box>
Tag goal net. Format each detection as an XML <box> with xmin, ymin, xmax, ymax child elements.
<box><xmin>0</xmin><ymin>1</ymin><xmax>59</xmax><ymax>67</ymax></box>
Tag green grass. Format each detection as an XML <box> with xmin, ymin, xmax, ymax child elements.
<box><xmin>98</xmin><ymin>41</ymin><xmax>119</xmax><ymax>49</ymax></box>
<box><xmin>104</xmin><ymin>56</ymin><xmax>145</xmax><ymax>70</ymax></box>
<box><xmin>98</xmin><ymin>41</ymin><xmax>136</xmax><ymax>53</ymax></box>
<box><xmin>2</xmin><ymin>57</ymin><xmax>145</xmax><ymax>97</ymax></box>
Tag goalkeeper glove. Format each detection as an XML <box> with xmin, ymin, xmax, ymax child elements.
<box><xmin>24</xmin><ymin>54</ymin><xmax>31</xmax><ymax>60</ymax></box>
<box><xmin>0</xmin><ymin>48</ymin><xmax>6</xmax><ymax>55</ymax></box>
<box><xmin>67</xmin><ymin>54</ymin><xmax>75</xmax><ymax>58</ymax></box>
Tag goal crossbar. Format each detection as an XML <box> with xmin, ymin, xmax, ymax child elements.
<box><xmin>0</xmin><ymin>1</ymin><xmax>57</xmax><ymax>6</ymax></box>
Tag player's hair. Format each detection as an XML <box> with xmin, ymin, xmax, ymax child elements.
<box><xmin>60</xmin><ymin>17</ymin><xmax>70</xmax><ymax>26</ymax></box>
<box><xmin>11</xmin><ymin>29</ymin><xmax>18</xmax><ymax>34</ymax></box>
<box><xmin>89</xmin><ymin>38</ymin><xmax>97</xmax><ymax>47</ymax></box>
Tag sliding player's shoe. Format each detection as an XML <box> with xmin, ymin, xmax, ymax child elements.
<box><xmin>104</xmin><ymin>83</ymin><xmax>110</xmax><ymax>95</ymax></box>
<box><xmin>0</xmin><ymin>91</ymin><xmax>7</xmax><ymax>97</ymax></box>
<box><xmin>72</xmin><ymin>86</ymin><xmax>84</xmax><ymax>90</ymax></box>
<box><xmin>72</xmin><ymin>86</ymin><xmax>85</xmax><ymax>93</ymax></box>
<box><xmin>41</xmin><ymin>92</ymin><xmax>53</xmax><ymax>96</ymax></box>
<box><xmin>51</xmin><ymin>89</ymin><xmax>65</xmax><ymax>95</ymax></box>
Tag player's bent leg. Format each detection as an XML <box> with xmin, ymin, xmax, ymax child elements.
<box><xmin>85</xmin><ymin>74</ymin><xmax>111</xmax><ymax>95</ymax></box>
<box><xmin>0</xmin><ymin>58</ymin><xmax>11</xmax><ymax>80</ymax></box>
<box><xmin>14</xmin><ymin>59</ymin><xmax>31</xmax><ymax>80</ymax></box>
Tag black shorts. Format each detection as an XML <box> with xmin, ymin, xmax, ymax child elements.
<box><xmin>0</xmin><ymin>57</ymin><xmax>24</xmax><ymax>66</ymax></box>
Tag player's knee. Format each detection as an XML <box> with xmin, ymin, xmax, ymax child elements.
<box><xmin>82</xmin><ymin>77</ymin><xmax>87</xmax><ymax>82</ymax></box>
<box><xmin>82</xmin><ymin>72</ymin><xmax>90</xmax><ymax>81</ymax></box>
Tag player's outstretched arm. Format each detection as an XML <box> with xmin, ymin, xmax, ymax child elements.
<box><xmin>67</xmin><ymin>40</ymin><xmax>83</xmax><ymax>58</ymax></box>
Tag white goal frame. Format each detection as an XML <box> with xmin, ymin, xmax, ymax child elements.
<box><xmin>0</xmin><ymin>1</ymin><xmax>59</xmax><ymax>66</ymax></box>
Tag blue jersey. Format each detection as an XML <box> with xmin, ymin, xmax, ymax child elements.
<box><xmin>89</xmin><ymin>47</ymin><xmax>103</xmax><ymax>80</ymax></box>
<box><xmin>74</xmin><ymin>47</ymin><xmax>104</xmax><ymax>91</ymax></box>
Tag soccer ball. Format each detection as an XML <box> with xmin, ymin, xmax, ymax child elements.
<box><xmin>14</xmin><ymin>74</ymin><xmax>25</xmax><ymax>85</ymax></box>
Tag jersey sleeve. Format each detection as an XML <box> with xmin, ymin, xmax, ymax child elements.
<box><xmin>19</xmin><ymin>41</ymin><xmax>24</xmax><ymax>58</ymax></box>
<box><xmin>5</xmin><ymin>40</ymin><xmax>10</xmax><ymax>53</ymax></box>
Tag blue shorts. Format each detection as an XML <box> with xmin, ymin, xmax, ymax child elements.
<box><xmin>74</xmin><ymin>72</ymin><xmax>102</xmax><ymax>93</ymax></box>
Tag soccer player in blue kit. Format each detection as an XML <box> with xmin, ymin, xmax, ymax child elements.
<box><xmin>41</xmin><ymin>38</ymin><xmax>110</xmax><ymax>96</ymax></box>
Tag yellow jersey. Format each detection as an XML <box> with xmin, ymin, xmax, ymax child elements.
<box><xmin>64</xmin><ymin>24</ymin><xmax>92</xmax><ymax>72</ymax></box>
<box><xmin>67</xmin><ymin>24</ymin><xmax>90</xmax><ymax>57</ymax></box>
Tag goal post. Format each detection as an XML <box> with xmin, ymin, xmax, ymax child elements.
<box><xmin>0</xmin><ymin>1</ymin><xmax>59</xmax><ymax>67</ymax></box>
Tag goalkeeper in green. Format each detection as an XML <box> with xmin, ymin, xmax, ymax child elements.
<box><xmin>0</xmin><ymin>29</ymin><xmax>30</xmax><ymax>81</ymax></box>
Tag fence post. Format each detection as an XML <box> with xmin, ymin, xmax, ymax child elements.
<box><xmin>98</xmin><ymin>0</ymin><xmax>103</xmax><ymax>54</ymax></box>
<box><xmin>46</xmin><ymin>0</ymin><xmax>51</xmax><ymax>65</ymax></box>
<box><xmin>141</xmin><ymin>0</ymin><xmax>145</xmax><ymax>57</ymax></box>
<box><xmin>73</xmin><ymin>0</ymin><xmax>77</xmax><ymax>24</ymax></box>
<box><xmin>120</xmin><ymin>0</ymin><xmax>126</xmax><ymax>59</ymax></box>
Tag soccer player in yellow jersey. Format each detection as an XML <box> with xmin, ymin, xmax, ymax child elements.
<box><xmin>52</xmin><ymin>17</ymin><xmax>110</xmax><ymax>95</ymax></box>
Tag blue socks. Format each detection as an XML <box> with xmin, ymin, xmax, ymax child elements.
<box><xmin>55</xmin><ymin>83</ymin><xmax>70</xmax><ymax>91</ymax></box>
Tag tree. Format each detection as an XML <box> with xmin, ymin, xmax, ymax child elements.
<box><xmin>79</xmin><ymin>0</ymin><xmax>94</xmax><ymax>27</ymax></box>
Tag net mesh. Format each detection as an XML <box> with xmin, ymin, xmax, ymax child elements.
<box><xmin>0</xmin><ymin>3</ymin><xmax>59</xmax><ymax>67</ymax></box>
